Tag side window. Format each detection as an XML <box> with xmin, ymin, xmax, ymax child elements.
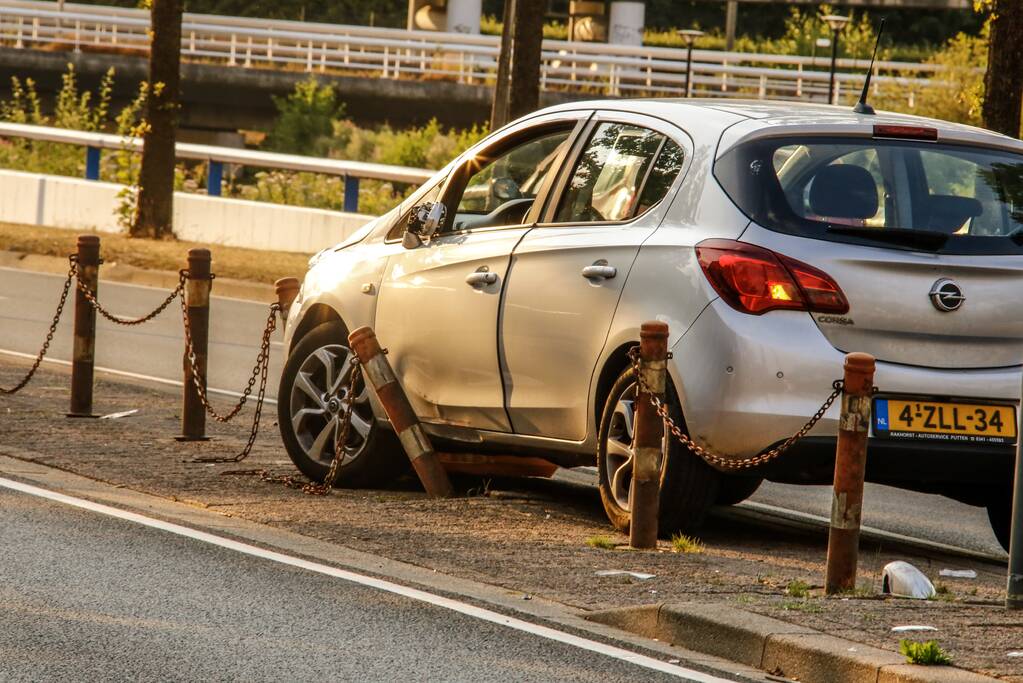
<box><xmin>451</xmin><ymin>129</ymin><xmax>572</xmax><ymax>231</ymax></box>
<box><xmin>554</xmin><ymin>123</ymin><xmax>673</xmax><ymax>224</ymax></box>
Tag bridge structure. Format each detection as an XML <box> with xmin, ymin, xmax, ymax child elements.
<box><xmin>0</xmin><ymin>0</ymin><xmax>952</xmax><ymax>134</ymax></box>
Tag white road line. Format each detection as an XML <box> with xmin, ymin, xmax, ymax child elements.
<box><xmin>0</xmin><ymin>476</ymin><xmax>732</xmax><ymax>683</ymax></box>
<box><xmin>0</xmin><ymin>348</ymin><xmax>278</xmax><ymax>405</ymax></box>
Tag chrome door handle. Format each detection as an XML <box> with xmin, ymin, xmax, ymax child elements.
<box><xmin>581</xmin><ymin>263</ymin><xmax>617</xmax><ymax>280</ymax></box>
<box><xmin>465</xmin><ymin>270</ymin><xmax>498</xmax><ymax>287</ymax></box>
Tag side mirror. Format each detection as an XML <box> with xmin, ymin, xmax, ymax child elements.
<box><xmin>404</xmin><ymin>201</ymin><xmax>447</xmax><ymax>248</ymax></box>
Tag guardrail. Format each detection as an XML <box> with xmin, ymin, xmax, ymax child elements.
<box><xmin>0</xmin><ymin>0</ymin><xmax>953</xmax><ymax>104</ymax></box>
<box><xmin>0</xmin><ymin>121</ymin><xmax>433</xmax><ymax>212</ymax></box>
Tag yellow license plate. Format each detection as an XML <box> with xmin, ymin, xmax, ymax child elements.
<box><xmin>873</xmin><ymin>398</ymin><xmax>1016</xmax><ymax>444</ymax></box>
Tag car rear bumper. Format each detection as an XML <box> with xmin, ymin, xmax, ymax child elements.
<box><xmin>671</xmin><ymin>298</ymin><xmax>1020</xmax><ymax>484</ymax></box>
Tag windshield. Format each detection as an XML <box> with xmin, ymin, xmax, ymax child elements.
<box><xmin>714</xmin><ymin>136</ymin><xmax>1023</xmax><ymax>254</ymax></box>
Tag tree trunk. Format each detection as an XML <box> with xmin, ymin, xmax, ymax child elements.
<box><xmin>982</xmin><ymin>0</ymin><xmax>1023</xmax><ymax>139</ymax></box>
<box><xmin>132</xmin><ymin>0</ymin><xmax>183</xmax><ymax>239</ymax></box>
<box><xmin>507</xmin><ymin>0</ymin><xmax>545</xmax><ymax>122</ymax></box>
<box><xmin>490</xmin><ymin>0</ymin><xmax>544</xmax><ymax>129</ymax></box>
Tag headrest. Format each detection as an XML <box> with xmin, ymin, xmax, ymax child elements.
<box><xmin>927</xmin><ymin>195</ymin><xmax>983</xmax><ymax>234</ymax></box>
<box><xmin>808</xmin><ymin>164</ymin><xmax>879</xmax><ymax>221</ymax></box>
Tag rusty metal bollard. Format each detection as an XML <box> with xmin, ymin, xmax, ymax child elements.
<box><xmin>630</xmin><ymin>321</ymin><xmax>669</xmax><ymax>549</ymax></box>
<box><xmin>68</xmin><ymin>235</ymin><xmax>101</xmax><ymax>418</ymax></box>
<box><xmin>274</xmin><ymin>277</ymin><xmax>300</xmax><ymax>322</ymax></box>
<box><xmin>825</xmin><ymin>352</ymin><xmax>876</xmax><ymax>595</ymax></box>
<box><xmin>1007</xmin><ymin>372</ymin><xmax>1023</xmax><ymax>608</ymax></box>
<box><xmin>177</xmin><ymin>249</ymin><xmax>213</xmax><ymax>442</ymax></box>
<box><xmin>348</xmin><ymin>326</ymin><xmax>453</xmax><ymax>498</ymax></box>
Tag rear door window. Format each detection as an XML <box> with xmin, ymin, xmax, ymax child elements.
<box><xmin>554</xmin><ymin>122</ymin><xmax>683</xmax><ymax>224</ymax></box>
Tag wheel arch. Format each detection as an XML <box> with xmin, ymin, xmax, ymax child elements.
<box><xmin>289</xmin><ymin>303</ymin><xmax>348</xmax><ymax>353</ymax></box>
<box><xmin>593</xmin><ymin>341</ymin><xmax>637</xmax><ymax>434</ymax></box>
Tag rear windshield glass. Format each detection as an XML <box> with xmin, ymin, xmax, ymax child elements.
<box><xmin>714</xmin><ymin>136</ymin><xmax>1023</xmax><ymax>254</ymax></box>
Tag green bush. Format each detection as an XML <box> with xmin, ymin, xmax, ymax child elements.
<box><xmin>899</xmin><ymin>640</ymin><xmax>953</xmax><ymax>666</ymax></box>
<box><xmin>264</xmin><ymin>76</ymin><xmax>344</xmax><ymax>155</ymax></box>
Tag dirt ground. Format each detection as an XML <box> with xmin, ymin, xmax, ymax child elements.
<box><xmin>0</xmin><ymin>222</ymin><xmax>311</xmax><ymax>284</ymax></box>
<box><xmin>2</xmin><ymin>357</ymin><xmax>1022</xmax><ymax>680</ymax></box>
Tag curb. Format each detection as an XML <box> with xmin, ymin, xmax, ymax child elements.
<box><xmin>586</xmin><ymin>602</ymin><xmax>997</xmax><ymax>683</ymax></box>
<box><xmin>0</xmin><ymin>249</ymin><xmax>274</xmax><ymax>302</ymax></box>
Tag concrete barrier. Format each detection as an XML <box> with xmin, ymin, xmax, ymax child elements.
<box><xmin>0</xmin><ymin>168</ymin><xmax>374</xmax><ymax>254</ymax></box>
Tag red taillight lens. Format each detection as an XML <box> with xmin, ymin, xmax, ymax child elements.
<box><xmin>695</xmin><ymin>239</ymin><xmax>849</xmax><ymax>315</ymax></box>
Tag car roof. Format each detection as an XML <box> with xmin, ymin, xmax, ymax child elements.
<box><xmin>539</xmin><ymin>98</ymin><xmax>1022</xmax><ymax>153</ymax></box>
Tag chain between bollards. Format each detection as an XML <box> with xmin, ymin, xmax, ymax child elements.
<box><xmin>825</xmin><ymin>352</ymin><xmax>876</xmax><ymax>595</ymax></box>
<box><xmin>630</xmin><ymin>321</ymin><xmax>668</xmax><ymax>550</ymax></box>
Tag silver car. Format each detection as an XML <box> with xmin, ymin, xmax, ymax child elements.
<box><xmin>278</xmin><ymin>99</ymin><xmax>1023</xmax><ymax>549</ymax></box>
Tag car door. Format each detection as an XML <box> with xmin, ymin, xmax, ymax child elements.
<box><xmin>501</xmin><ymin>112</ymin><xmax>690</xmax><ymax>440</ymax></box>
<box><xmin>373</xmin><ymin>113</ymin><xmax>586</xmax><ymax>431</ymax></box>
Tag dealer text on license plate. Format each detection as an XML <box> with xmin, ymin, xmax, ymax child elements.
<box><xmin>873</xmin><ymin>398</ymin><xmax>1016</xmax><ymax>444</ymax></box>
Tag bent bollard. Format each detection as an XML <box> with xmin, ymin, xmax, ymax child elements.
<box><xmin>348</xmin><ymin>326</ymin><xmax>453</xmax><ymax>498</ymax></box>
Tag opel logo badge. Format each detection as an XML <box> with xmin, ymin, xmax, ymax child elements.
<box><xmin>929</xmin><ymin>278</ymin><xmax>965</xmax><ymax>312</ymax></box>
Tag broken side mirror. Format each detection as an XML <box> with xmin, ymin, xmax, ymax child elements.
<box><xmin>403</xmin><ymin>201</ymin><xmax>447</xmax><ymax>249</ymax></box>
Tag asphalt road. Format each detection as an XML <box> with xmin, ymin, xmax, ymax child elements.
<box><xmin>0</xmin><ymin>267</ymin><xmax>1006</xmax><ymax>558</ymax></box>
<box><xmin>0</xmin><ymin>485</ymin><xmax>701</xmax><ymax>682</ymax></box>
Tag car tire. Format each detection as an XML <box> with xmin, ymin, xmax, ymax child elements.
<box><xmin>596</xmin><ymin>366</ymin><xmax>720</xmax><ymax>536</ymax></box>
<box><xmin>715</xmin><ymin>476</ymin><xmax>763</xmax><ymax>506</ymax></box>
<box><xmin>278</xmin><ymin>321</ymin><xmax>407</xmax><ymax>488</ymax></box>
<box><xmin>987</xmin><ymin>486</ymin><xmax>1013</xmax><ymax>553</ymax></box>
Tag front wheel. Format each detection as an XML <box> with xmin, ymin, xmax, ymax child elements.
<box><xmin>278</xmin><ymin>321</ymin><xmax>406</xmax><ymax>487</ymax></box>
<box><xmin>596</xmin><ymin>366</ymin><xmax>719</xmax><ymax>536</ymax></box>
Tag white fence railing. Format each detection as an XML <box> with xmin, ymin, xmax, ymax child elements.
<box><xmin>0</xmin><ymin>0</ymin><xmax>950</xmax><ymax>105</ymax></box>
<box><xmin>0</xmin><ymin>121</ymin><xmax>433</xmax><ymax>212</ymax></box>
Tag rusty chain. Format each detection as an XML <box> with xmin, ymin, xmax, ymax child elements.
<box><xmin>223</xmin><ymin>358</ymin><xmax>363</xmax><ymax>496</ymax></box>
<box><xmin>77</xmin><ymin>270</ymin><xmax>185</xmax><ymax>326</ymax></box>
<box><xmin>628</xmin><ymin>347</ymin><xmax>842</xmax><ymax>470</ymax></box>
<box><xmin>0</xmin><ymin>256</ymin><xmax>76</xmax><ymax>395</ymax></box>
<box><xmin>187</xmin><ymin>299</ymin><xmax>279</xmax><ymax>465</ymax></box>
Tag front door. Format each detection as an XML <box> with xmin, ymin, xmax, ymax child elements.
<box><xmin>502</xmin><ymin>114</ymin><xmax>689</xmax><ymax>440</ymax></box>
<box><xmin>374</xmin><ymin>117</ymin><xmax>581</xmax><ymax>431</ymax></box>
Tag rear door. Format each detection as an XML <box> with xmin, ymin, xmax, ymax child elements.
<box><xmin>722</xmin><ymin>133</ymin><xmax>1023</xmax><ymax>369</ymax></box>
<box><xmin>501</xmin><ymin>112</ymin><xmax>689</xmax><ymax>439</ymax></box>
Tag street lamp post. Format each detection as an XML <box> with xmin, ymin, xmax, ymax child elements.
<box><xmin>677</xmin><ymin>29</ymin><xmax>705</xmax><ymax>98</ymax></box>
<box><xmin>822</xmin><ymin>14</ymin><xmax>851</xmax><ymax>105</ymax></box>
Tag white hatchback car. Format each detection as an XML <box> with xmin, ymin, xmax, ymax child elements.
<box><xmin>279</xmin><ymin>99</ymin><xmax>1023</xmax><ymax>548</ymax></box>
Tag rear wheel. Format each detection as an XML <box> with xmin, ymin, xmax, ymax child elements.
<box><xmin>596</xmin><ymin>366</ymin><xmax>720</xmax><ymax>536</ymax></box>
<box><xmin>987</xmin><ymin>486</ymin><xmax>1013</xmax><ymax>553</ymax></box>
<box><xmin>278</xmin><ymin>321</ymin><xmax>406</xmax><ymax>487</ymax></box>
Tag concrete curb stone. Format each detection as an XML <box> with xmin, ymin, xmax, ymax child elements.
<box><xmin>587</xmin><ymin>601</ymin><xmax>998</xmax><ymax>683</ymax></box>
<box><xmin>0</xmin><ymin>249</ymin><xmax>274</xmax><ymax>302</ymax></box>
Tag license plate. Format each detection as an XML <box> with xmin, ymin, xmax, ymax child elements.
<box><xmin>873</xmin><ymin>398</ymin><xmax>1016</xmax><ymax>445</ymax></box>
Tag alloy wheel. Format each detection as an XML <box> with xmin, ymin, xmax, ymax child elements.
<box><xmin>289</xmin><ymin>344</ymin><xmax>373</xmax><ymax>467</ymax></box>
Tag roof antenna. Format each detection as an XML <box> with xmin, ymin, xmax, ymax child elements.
<box><xmin>853</xmin><ymin>18</ymin><xmax>885</xmax><ymax>115</ymax></box>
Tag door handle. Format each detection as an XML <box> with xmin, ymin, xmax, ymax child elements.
<box><xmin>581</xmin><ymin>262</ymin><xmax>617</xmax><ymax>281</ymax></box>
<box><xmin>465</xmin><ymin>270</ymin><xmax>498</xmax><ymax>287</ymax></box>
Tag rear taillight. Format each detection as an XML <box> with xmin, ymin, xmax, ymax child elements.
<box><xmin>695</xmin><ymin>239</ymin><xmax>849</xmax><ymax>315</ymax></box>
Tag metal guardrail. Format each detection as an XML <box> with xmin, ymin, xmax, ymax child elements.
<box><xmin>0</xmin><ymin>121</ymin><xmax>434</xmax><ymax>212</ymax></box>
<box><xmin>0</xmin><ymin>0</ymin><xmax>952</xmax><ymax>104</ymax></box>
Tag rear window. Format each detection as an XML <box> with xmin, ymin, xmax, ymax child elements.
<box><xmin>714</xmin><ymin>136</ymin><xmax>1023</xmax><ymax>254</ymax></box>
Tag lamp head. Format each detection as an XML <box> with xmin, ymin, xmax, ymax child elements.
<box><xmin>677</xmin><ymin>29</ymin><xmax>705</xmax><ymax>47</ymax></box>
<box><xmin>822</xmin><ymin>14</ymin><xmax>851</xmax><ymax>32</ymax></box>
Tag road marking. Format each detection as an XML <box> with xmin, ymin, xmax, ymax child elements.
<box><xmin>0</xmin><ymin>475</ymin><xmax>732</xmax><ymax>682</ymax></box>
<box><xmin>0</xmin><ymin>348</ymin><xmax>278</xmax><ymax>405</ymax></box>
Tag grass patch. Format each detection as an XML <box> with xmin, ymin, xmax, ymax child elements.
<box><xmin>931</xmin><ymin>583</ymin><xmax>956</xmax><ymax>602</ymax></box>
<box><xmin>786</xmin><ymin>580</ymin><xmax>811</xmax><ymax>598</ymax></box>
<box><xmin>585</xmin><ymin>535</ymin><xmax>616</xmax><ymax>550</ymax></box>
<box><xmin>899</xmin><ymin>640</ymin><xmax>953</xmax><ymax>666</ymax></box>
<box><xmin>0</xmin><ymin>222</ymin><xmax>312</xmax><ymax>285</ymax></box>
<box><xmin>780</xmin><ymin>600</ymin><xmax>823</xmax><ymax>613</ymax></box>
<box><xmin>670</xmin><ymin>533</ymin><xmax>705</xmax><ymax>554</ymax></box>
